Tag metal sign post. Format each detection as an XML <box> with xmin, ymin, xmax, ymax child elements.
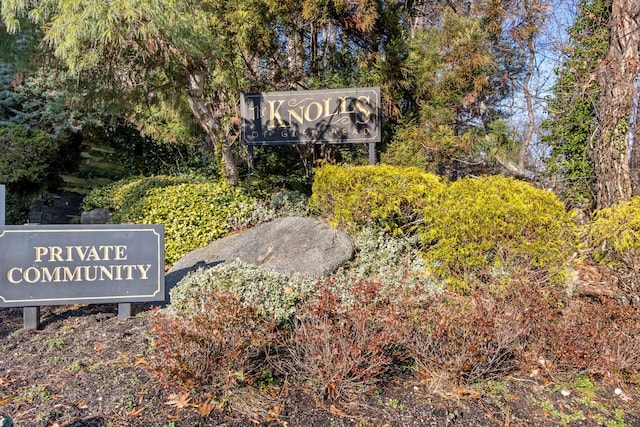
<box><xmin>0</xmin><ymin>184</ymin><xmax>4</xmax><ymax>225</ymax></box>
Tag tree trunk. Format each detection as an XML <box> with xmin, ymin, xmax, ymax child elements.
<box><xmin>630</xmin><ymin>76</ymin><xmax>640</xmax><ymax>196</ymax></box>
<box><xmin>593</xmin><ymin>0</ymin><xmax>640</xmax><ymax>208</ymax></box>
<box><xmin>519</xmin><ymin>34</ymin><xmax>536</xmax><ymax>176</ymax></box>
<box><xmin>187</xmin><ymin>73</ymin><xmax>239</xmax><ymax>185</ymax></box>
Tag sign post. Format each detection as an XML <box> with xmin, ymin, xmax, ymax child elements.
<box><xmin>0</xmin><ymin>224</ymin><xmax>165</xmax><ymax>329</ymax></box>
<box><xmin>0</xmin><ymin>184</ymin><xmax>4</xmax><ymax>226</ymax></box>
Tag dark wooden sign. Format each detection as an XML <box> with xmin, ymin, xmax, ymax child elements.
<box><xmin>240</xmin><ymin>87</ymin><xmax>381</xmax><ymax>145</ymax></box>
<box><xmin>0</xmin><ymin>224</ymin><xmax>164</xmax><ymax>308</ymax></box>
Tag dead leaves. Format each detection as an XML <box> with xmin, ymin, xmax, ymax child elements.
<box><xmin>164</xmin><ymin>392</ymin><xmax>193</xmax><ymax>409</ymax></box>
<box><xmin>128</xmin><ymin>406</ymin><xmax>146</xmax><ymax>416</ymax></box>
<box><xmin>0</xmin><ymin>395</ymin><xmax>16</xmax><ymax>405</ymax></box>
<box><xmin>134</xmin><ymin>357</ymin><xmax>148</xmax><ymax>367</ymax></box>
<box><xmin>199</xmin><ymin>396</ymin><xmax>217</xmax><ymax>417</ymax></box>
<box><xmin>163</xmin><ymin>392</ymin><xmax>227</xmax><ymax>418</ymax></box>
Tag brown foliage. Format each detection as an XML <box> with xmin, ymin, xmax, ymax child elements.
<box><xmin>150</xmin><ymin>291</ymin><xmax>277</xmax><ymax>399</ymax></box>
<box><xmin>275</xmin><ymin>280</ymin><xmax>411</xmax><ymax>402</ymax></box>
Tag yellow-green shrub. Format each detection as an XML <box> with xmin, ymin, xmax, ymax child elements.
<box><xmin>124</xmin><ymin>182</ymin><xmax>256</xmax><ymax>264</ymax></box>
<box><xmin>82</xmin><ymin>174</ymin><xmax>207</xmax><ymax>222</ymax></box>
<box><xmin>309</xmin><ymin>164</ymin><xmax>444</xmax><ymax>234</ymax></box>
<box><xmin>419</xmin><ymin>175</ymin><xmax>577</xmax><ymax>293</ymax></box>
<box><xmin>584</xmin><ymin>197</ymin><xmax>640</xmax><ymax>271</ymax></box>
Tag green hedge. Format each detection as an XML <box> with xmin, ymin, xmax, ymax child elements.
<box><xmin>82</xmin><ymin>174</ymin><xmax>207</xmax><ymax>221</ymax></box>
<box><xmin>584</xmin><ymin>197</ymin><xmax>640</xmax><ymax>270</ymax></box>
<box><xmin>125</xmin><ymin>182</ymin><xmax>256</xmax><ymax>264</ymax></box>
<box><xmin>309</xmin><ymin>164</ymin><xmax>444</xmax><ymax>234</ymax></box>
<box><xmin>84</xmin><ymin>175</ymin><xmax>257</xmax><ymax>264</ymax></box>
<box><xmin>418</xmin><ymin>175</ymin><xmax>577</xmax><ymax>292</ymax></box>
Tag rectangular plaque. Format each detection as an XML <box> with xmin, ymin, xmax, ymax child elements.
<box><xmin>0</xmin><ymin>224</ymin><xmax>164</xmax><ymax>307</ymax></box>
<box><xmin>241</xmin><ymin>87</ymin><xmax>381</xmax><ymax>145</ymax></box>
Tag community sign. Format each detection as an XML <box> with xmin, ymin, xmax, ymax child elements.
<box><xmin>240</xmin><ymin>87</ymin><xmax>380</xmax><ymax>145</ymax></box>
<box><xmin>0</xmin><ymin>224</ymin><xmax>164</xmax><ymax>307</ymax></box>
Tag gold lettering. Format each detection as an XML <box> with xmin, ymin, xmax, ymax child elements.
<box><xmin>138</xmin><ymin>264</ymin><xmax>152</xmax><ymax>280</ymax></box>
<box><xmin>83</xmin><ymin>266</ymin><xmax>97</xmax><ymax>281</ymax></box>
<box><xmin>50</xmin><ymin>247</ymin><xmax>63</xmax><ymax>262</ymax></box>
<box><xmin>85</xmin><ymin>246</ymin><xmax>101</xmax><ymax>261</ymax></box>
<box><xmin>99</xmin><ymin>246</ymin><xmax>115</xmax><ymax>260</ymax></box>
<box><xmin>323</xmin><ymin>98</ymin><xmax>332</xmax><ymax>117</ymax></box>
<box><xmin>267</xmin><ymin>99</ymin><xmax>286</xmax><ymax>128</ymax></box>
<box><xmin>355</xmin><ymin>96</ymin><xmax>372</xmax><ymax>124</ymax></box>
<box><xmin>34</xmin><ymin>247</ymin><xmax>47</xmax><ymax>262</ymax></box>
<box><xmin>62</xmin><ymin>266</ymin><xmax>83</xmax><ymax>282</ymax></box>
<box><xmin>304</xmin><ymin>101</ymin><xmax>323</xmax><ymax>122</ymax></box>
<box><xmin>339</xmin><ymin>96</ymin><xmax>355</xmax><ymax>114</ymax></box>
<box><xmin>7</xmin><ymin>267</ymin><xmax>22</xmax><ymax>283</ymax></box>
<box><xmin>41</xmin><ymin>266</ymin><xmax>61</xmax><ymax>282</ymax></box>
<box><xmin>288</xmin><ymin>107</ymin><xmax>304</xmax><ymax>125</ymax></box>
<box><xmin>114</xmin><ymin>245</ymin><xmax>127</xmax><ymax>260</ymax></box>
<box><xmin>24</xmin><ymin>267</ymin><xmax>40</xmax><ymax>283</ymax></box>
<box><xmin>122</xmin><ymin>265</ymin><xmax>136</xmax><ymax>280</ymax></box>
<box><xmin>99</xmin><ymin>265</ymin><xmax>113</xmax><ymax>280</ymax></box>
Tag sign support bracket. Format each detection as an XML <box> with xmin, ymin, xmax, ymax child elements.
<box><xmin>118</xmin><ymin>303</ymin><xmax>133</xmax><ymax>320</ymax></box>
<box><xmin>23</xmin><ymin>306</ymin><xmax>40</xmax><ymax>330</ymax></box>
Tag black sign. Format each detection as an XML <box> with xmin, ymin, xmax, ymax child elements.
<box><xmin>240</xmin><ymin>87</ymin><xmax>381</xmax><ymax>145</ymax></box>
<box><xmin>0</xmin><ymin>225</ymin><xmax>164</xmax><ymax>307</ymax></box>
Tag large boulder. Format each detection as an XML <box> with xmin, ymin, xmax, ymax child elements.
<box><xmin>165</xmin><ymin>216</ymin><xmax>353</xmax><ymax>293</ymax></box>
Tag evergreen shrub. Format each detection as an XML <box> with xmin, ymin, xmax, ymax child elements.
<box><xmin>82</xmin><ymin>174</ymin><xmax>207</xmax><ymax>219</ymax></box>
<box><xmin>0</xmin><ymin>125</ymin><xmax>59</xmax><ymax>223</ymax></box>
<box><xmin>125</xmin><ymin>183</ymin><xmax>256</xmax><ymax>264</ymax></box>
<box><xmin>583</xmin><ymin>197</ymin><xmax>640</xmax><ymax>300</ymax></box>
<box><xmin>309</xmin><ymin>164</ymin><xmax>444</xmax><ymax>234</ymax></box>
<box><xmin>229</xmin><ymin>188</ymin><xmax>310</xmax><ymax>229</ymax></box>
<box><xmin>330</xmin><ymin>227</ymin><xmax>441</xmax><ymax>304</ymax></box>
<box><xmin>418</xmin><ymin>175</ymin><xmax>577</xmax><ymax>293</ymax></box>
<box><xmin>169</xmin><ymin>261</ymin><xmax>316</xmax><ymax>323</ymax></box>
<box><xmin>584</xmin><ymin>197</ymin><xmax>640</xmax><ymax>269</ymax></box>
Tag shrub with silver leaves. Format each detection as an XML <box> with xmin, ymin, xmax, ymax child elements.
<box><xmin>169</xmin><ymin>260</ymin><xmax>316</xmax><ymax>323</ymax></box>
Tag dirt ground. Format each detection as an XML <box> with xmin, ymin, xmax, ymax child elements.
<box><xmin>1</xmin><ymin>303</ymin><xmax>638</xmax><ymax>427</ymax></box>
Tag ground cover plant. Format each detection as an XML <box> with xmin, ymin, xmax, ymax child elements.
<box><xmin>1</xmin><ymin>166</ymin><xmax>640</xmax><ymax>426</ymax></box>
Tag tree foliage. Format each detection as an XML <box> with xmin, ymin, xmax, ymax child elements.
<box><xmin>543</xmin><ymin>0</ymin><xmax>609</xmax><ymax>210</ymax></box>
<box><xmin>545</xmin><ymin>0</ymin><xmax>640</xmax><ymax>209</ymax></box>
<box><xmin>382</xmin><ymin>7</ymin><xmax>523</xmax><ymax>178</ymax></box>
<box><xmin>1</xmin><ymin>0</ymin><xmax>526</xmax><ymax>183</ymax></box>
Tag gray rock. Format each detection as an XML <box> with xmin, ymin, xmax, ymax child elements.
<box><xmin>80</xmin><ymin>208</ymin><xmax>112</xmax><ymax>224</ymax></box>
<box><xmin>0</xmin><ymin>415</ymin><xmax>13</xmax><ymax>427</ymax></box>
<box><xmin>166</xmin><ymin>216</ymin><xmax>353</xmax><ymax>293</ymax></box>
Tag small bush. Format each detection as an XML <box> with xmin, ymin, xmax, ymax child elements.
<box><xmin>228</xmin><ymin>188</ymin><xmax>310</xmax><ymax>229</ymax></box>
<box><xmin>407</xmin><ymin>272</ymin><xmax>640</xmax><ymax>383</ymax></box>
<box><xmin>583</xmin><ymin>197</ymin><xmax>640</xmax><ymax>300</ymax></box>
<box><xmin>330</xmin><ymin>227</ymin><xmax>441</xmax><ymax>306</ymax></box>
<box><xmin>277</xmin><ymin>280</ymin><xmax>410</xmax><ymax>402</ymax></box>
<box><xmin>169</xmin><ymin>261</ymin><xmax>316</xmax><ymax>323</ymax></box>
<box><xmin>419</xmin><ymin>175</ymin><xmax>577</xmax><ymax>293</ymax></box>
<box><xmin>125</xmin><ymin>183</ymin><xmax>256</xmax><ymax>264</ymax></box>
<box><xmin>82</xmin><ymin>174</ymin><xmax>207</xmax><ymax>218</ymax></box>
<box><xmin>151</xmin><ymin>291</ymin><xmax>276</xmax><ymax>401</ymax></box>
<box><xmin>544</xmin><ymin>297</ymin><xmax>640</xmax><ymax>377</ymax></box>
<box><xmin>309</xmin><ymin>164</ymin><xmax>444</xmax><ymax>234</ymax></box>
<box><xmin>409</xmin><ymin>288</ymin><xmax>528</xmax><ymax>384</ymax></box>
